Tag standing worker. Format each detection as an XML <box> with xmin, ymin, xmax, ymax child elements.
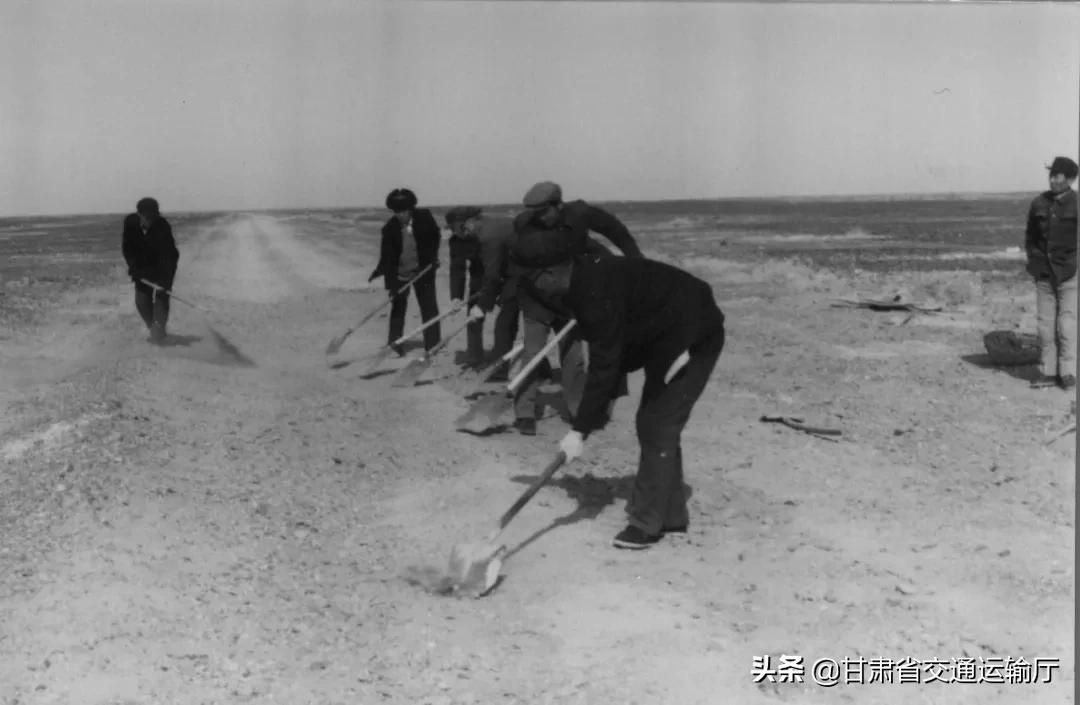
<box><xmin>369</xmin><ymin>188</ymin><xmax>442</xmax><ymax>356</ymax></box>
<box><xmin>1025</xmin><ymin>156</ymin><xmax>1078</xmax><ymax>391</ymax></box>
<box><xmin>448</xmin><ymin>207</ymin><xmax>522</xmax><ymax>382</ymax></box>
<box><xmin>445</xmin><ymin>206</ymin><xmax>489</xmax><ymax>368</ymax></box>
<box><xmin>121</xmin><ymin>197</ymin><xmax>179</xmax><ymax>344</ymax></box>
<box><xmin>470</xmin><ymin>181</ymin><xmax>643</xmax><ymax>435</ymax></box>
<box><xmin>521</xmin><ymin>253</ymin><xmax>726</xmax><ymax>549</ymax></box>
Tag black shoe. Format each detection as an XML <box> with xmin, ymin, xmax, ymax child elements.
<box><xmin>612</xmin><ymin>525</ymin><xmax>660</xmax><ymax>549</ymax></box>
<box><xmin>1031</xmin><ymin>375</ymin><xmax>1058</xmax><ymax>389</ymax></box>
<box><xmin>1059</xmin><ymin>375</ymin><xmax>1076</xmax><ymax>391</ymax></box>
<box><xmin>661</xmin><ymin>524</ymin><xmax>688</xmax><ymax>534</ymax></box>
<box><xmin>390</xmin><ymin>344</ymin><xmax>405</xmax><ymax>358</ymax></box>
<box><xmin>513</xmin><ymin>418</ymin><xmax>537</xmax><ymax>436</ymax></box>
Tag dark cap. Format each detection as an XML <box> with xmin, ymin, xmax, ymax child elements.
<box><xmin>385</xmin><ymin>188</ymin><xmax>418</xmax><ymax>212</ymax></box>
<box><xmin>522</xmin><ymin>181</ymin><xmax>562</xmax><ymax>208</ymax></box>
<box><xmin>136</xmin><ymin>197</ymin><xmax>160</xmax><ymax>216</ymax></box>
<box><xmin>1046</xmin><ymin>156</ymin><xmax>1079</xmax><ymax>180</ymax></box>
<box><xmin>445</xmin><ymin>205</ymin><xmax>483</xmax><ymax>226</ymax></box>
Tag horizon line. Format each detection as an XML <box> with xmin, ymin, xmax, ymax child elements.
<box><xmin>0</xmin><ymin>189</ymin><xmax>1038</xmax><ymax>221</ymax></box>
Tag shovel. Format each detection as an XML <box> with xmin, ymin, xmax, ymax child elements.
<box><xmin>446</xmin><ymin>451</ymin><xmax>567</xmax><ymax>597</ymax></box>
<box><xmin>461</xmin><ymin>342</ymin><xmax>526</xmax><ymax>397</ymax></box>
<box><xmin>357</xmin><ymin>298</ymin><xmax>474</xmax><ymax>377</ymax></box>
<box><xmin>454</xmin><ymin>319</ymin><xmax>578</xmax><ymax>433</ymax></box>
<box><xmin>139</xmin><ymin>279</ymin><xmax>255</xmax><ymax>367</ymax></box>
<box><xmin>390</xmin><ymin>316</ymin><xmax>473</xmax><ymax>387</ymax></box>
<box><xmin>325</xmin><ymin>264</ymin><xmax>433</xmax><ymax>355</ymax></box>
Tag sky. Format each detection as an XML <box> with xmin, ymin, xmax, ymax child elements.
<box><xmin>1</xmin><ymin>0</ymin><xmax>1078</xmax><ymax>217</ymax></box>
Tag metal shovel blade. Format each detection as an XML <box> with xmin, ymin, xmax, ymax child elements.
<box><xmin>454</xmin><ymin>392</ymin><xmax>513</xmax><ymax>433</ymax></box>
<box><xmin>325</xmin><ymin>330</ymin><xmax>351</xmax><ymax>356</ymax></box>
<box><xmin>358</xmin><ymin>345</ymin><xmax>399</xmax><ymax>377</ymax></box>
<box><xmin>446</xmin><ymin>540</ymin><xmax>505</xmax><ymax>597</ymax></box>
<box><xmin>390</xmin><ymin>354</ymin><xmax>434</xmax><ymax>387</ymax></box>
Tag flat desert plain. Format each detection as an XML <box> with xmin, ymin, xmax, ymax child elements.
<box><xmin>0</xmin><ymin>197</ymin><xmax>1074</xmax><ymax>705</ymax></box>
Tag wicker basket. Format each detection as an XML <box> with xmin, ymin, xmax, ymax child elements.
<box><xmin>983</xmin><ymin>330</ymin><xmax>1040</xmax><ymax>366</ymax></box>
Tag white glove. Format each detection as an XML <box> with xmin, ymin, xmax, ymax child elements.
<box><xmin>560</xmin><ymin>430</ymin><xmax>584</xmax><ymax>461</ymax></box>
<box><xmin>468</xmin><ymin>305</ymin><xmax>486</xmax><ymax>321</ymax></box>
<box><xmin>451</xmin><ymin>298</ymin><xmax>464</xmax><ymax>309</ymax></box>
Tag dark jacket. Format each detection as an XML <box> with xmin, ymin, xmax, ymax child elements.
<box><xmin>562</xmin><ymin>256</ymin><xmax>725</xmax><ymax>437</ymax></box>
<box><xmin>449</xmin><ymin>234</ymin><xmax>484</xmax><ymax>301</ymax></box>
<box><xmin>509</xmin><ymin>200</ymin><xmax>643</xmax><ymax>269</ymax></box>
<box><xmin>1025</xmin><ymin>189</ymin><xmax>1077</xmax><ymax>282</ymax></box>
<box><xmin>372</xmin><ymin>208</ymin><xmax>441</xmax><ymax>290</ymax></box>
<box><xmin>486</xmin><ymin>201</ymin><xmax>641</xmax><ymax>321</ymax></box>
<box><xmin>121</xmin><ymin>213</ymin><xmax>179</xmax><ymax>289</ymax></box>
<box><xmin>474</xmin><ymin>215</ymin><xmax>518</xmax><ymax>312</ymax></box>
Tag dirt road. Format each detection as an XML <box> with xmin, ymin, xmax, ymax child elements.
<box><xmin>0</xmin><ymin>213</ymin><xmax>1073</xmax><ymax>705</ymax></box>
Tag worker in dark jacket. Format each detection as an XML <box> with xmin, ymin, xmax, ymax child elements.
<box><xmin>470</xmin><ymin>181</ymin><xmax>642</xmax><ymax>435</ymax></box>
<box><xmin>121</xmin><ymin>197</ymin><xmax>179</xmax><ymax>344</ymax></box>
<box><xmin>445</xmin><ymin>206</ymin><xmax>488</xmax><ymax>367</ymax></box>
<box><xmin>369</xmin><ymin>188</ymin><xmax>441</xmax><ymax>354</ymax></box>
<box><xmin>444</xmin><ymin>209</ymin><xmax>527</xmax><ymax>382</ymax></box>
<box><xmin>522</xmin><ymin>254</ymin><xmax>725</xmax><ymax>549</ymax></box>
<box><xmin>1025</xmin><ymin>156</ymin><xmax>1078</xmax><ymax>390</ymax></box>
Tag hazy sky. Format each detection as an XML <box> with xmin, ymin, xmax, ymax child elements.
<box><xmin>2</xmin><ymin>0</ymin><xmax>1078</xmax><ymax>216</ymax></box>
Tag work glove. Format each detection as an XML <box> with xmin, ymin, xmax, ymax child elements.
<box><xmin>468</xmin><ymin>305</ymin><xmax>485</xmax><ymax>321</ymax></box>
<box><xmin>560</xmin><ymin>430</ymin><xmax>584</xmax><ymax>461</ymax></box>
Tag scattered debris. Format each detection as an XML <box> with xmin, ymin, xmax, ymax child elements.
<box><xmin>830</xmin><ymin>294</ymin><xmax>944</xmax><ymax>313</ymax></box>
<box><xmin>760</xmin><ymin>415</ymin><xmax>842</xmax><ymax>442</ymax></box>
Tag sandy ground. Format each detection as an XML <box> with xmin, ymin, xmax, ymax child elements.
<box><xmin>0</xmin><ymin>213</ymin><xmax>1074</xmax><ymax>705</ymax></box>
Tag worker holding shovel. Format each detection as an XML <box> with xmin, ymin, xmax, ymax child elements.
<box><xmin>521</xmin><ymin>253</ymin><xmax>726</xmax><ymax>550</ymax></box>
<box><xmin>121</xmin><ymin>197</ymin><xmax>179</xmax><ymax>344</ymax></box>
<box><xmin>445</xmin><ymin>206</ymin><xmax>498</xmax><ymax>369</ymax></box>
<box><xmin>469</xmin><ymin>181</ymin><xmax>643</xmax><ymax>435</ymax></box>
<box><xmin>370</xmin><ymin>188</ymin><xmax>442</xmax><ymax>357</ymax></box>
<box><xmin>448</xmin><ymin>207</ymin><xmax>522</xmax><ymax>383</ymax></box>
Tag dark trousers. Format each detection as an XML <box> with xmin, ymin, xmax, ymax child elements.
<box><xmin>134</xmin><ymin>282</ymin><xmax>170</xmax><ymax>340</ymax></box>
<box><xmin>490</xmin><ymin>294</ymin><xmax>521</xmax><ymax>361</ymax></box>
<box><xmin>388</xmin><ymin>274</ymin><xmax>440</xmax><ymax>351</ymax></box>
<box><xmin>464</xmin><ymin>285</ymin><xmax>485</xmax><ymax>364</ymax></box>
<box><xmin>514</xmin><ymin>314</ymin><xmax>576</xmax><ymax>420</ymax></box>
<box><xmin>628</xmin><ymin>327</ymin><xmax>724</xmax><ymax>536</ymax></box>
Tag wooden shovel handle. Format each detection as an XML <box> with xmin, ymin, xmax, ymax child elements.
<box><xmin>495</xmin><ymin>452</ymin><xmax>567</xmax><ymax>534</ymax></box>
<box><xmin>424</xmin><ymin>315</ymin><xmax>472</xmax><ymax>357</ymax></box>
<box><xmin>356</xmin><ymin>264</ymin><xmax>434</xmax><ymax>328</ymax></box>
<box><xmin>506</xmin><ymin>319</ymin><xmax>578</xmax><ymax>394</ymax></box>
<box><xmin>391</xmin><ymin>292</ymin><xmax>479</xmax><ymax>346</ymax></box>
<box><xmin>139</xmin><ymin>279</ymin><xmax>207</xmax><ymax>315</ymax></box>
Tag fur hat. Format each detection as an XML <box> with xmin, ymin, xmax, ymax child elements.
<box><xmin>385</xmin><ymin>188</ymin><xmax>418</xmax><ymax>211</ymax></box>
<box><xmin>136</xmin><ymin>197</ymin><xmax>160</xmax><ymax>216</ymax></box>
<box><xmin>1046</xmin><ymin>157</ymin><xmax>1079</xmax><ymax>180</ymax></box>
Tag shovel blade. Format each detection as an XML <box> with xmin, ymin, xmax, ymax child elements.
<box><xmin>390</xmin><ymin>355</ymin><xmax>434</xmax><ymax>387</ymax></box>
<box><xmin>359</xmin><ymin>346</ymin><xmax>397</xmax><ymax>377</ymax></box>
<box><xmin>454</xmin><ymin>393</ymin><xmax>512</xmax><ymax>433</ymax></box>
<box><xmin>447</xmin><ymin>541</ymin><xmax>505</xmax><ymax>597</ymax></box>
<box><xmin>325</xmin><ymin>332</ymin><xmax>349</xmax><ymax>356</ymax></box>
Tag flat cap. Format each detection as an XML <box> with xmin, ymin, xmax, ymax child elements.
<box><xmin>1047</xmin><ymin>156</ymin><xmax>1079</xmax><ymax>180</ymax></box>
<box><xmin>445</xmin><ymin>205</ymin><xmax>483</xmax><ymax>226</ymax></box>
<box><xmin>522</xmin><ymin>181</ymin><xmax>562</xmax><ymax>208</ymax></box>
